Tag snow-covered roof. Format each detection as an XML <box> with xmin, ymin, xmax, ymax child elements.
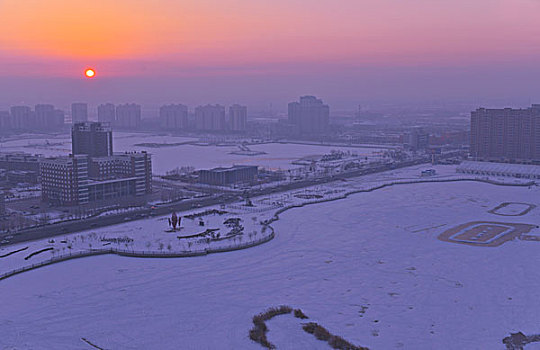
<box><xmin>457</xmin><ymin>161</ymin><xmax>540</xmax><ymax>176</ymax></box>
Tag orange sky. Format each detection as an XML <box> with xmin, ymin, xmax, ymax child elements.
<box><xmin>1</xmin><ymin>0</ymin><xmax>540</xmax><ymax>77</ymax></box>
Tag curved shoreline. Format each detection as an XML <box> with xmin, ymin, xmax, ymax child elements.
<box><xmin>0</xmin><ymin>177</ymin><xmax>534</xmax><ymax>282</ymax></box>
<box><xmin>266</xmin><ymin>177</ymin><xmax>535</xmax><ymax>225</ymax></box>
<box><xmin>0</xmin><ymin>228</ymin><xmax>275</xmax><ymax>281</ymax></box>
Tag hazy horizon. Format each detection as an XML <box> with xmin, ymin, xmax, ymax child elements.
<box><xmin>1</xmin><ymin>0</ymin><xmax>540</xmax><ymax>111</ymax></box>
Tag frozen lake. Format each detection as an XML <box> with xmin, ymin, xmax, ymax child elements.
<box><xmin>0</xmin><ymin>132</ymin><xmax>386</xmax><ymax>174</ymax></box>
<box><xmin>0</xmin><ymin>180</ymin><xmax>538</xmax><ymax>349</ymax></box>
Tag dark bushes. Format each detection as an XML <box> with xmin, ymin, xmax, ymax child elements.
<box><xmin>249</xmin><ymin>305</ymin><xmax>293</xmax><ymax>349</ymax></box>
<box><xmin>302</xmin><ymin>322</ymin><xmax>369</xmax><ymax>350</ymax></box>
<box><xmin>249</xmin><ymin>306</ymin><xmax>368</xmax><ymax>350</ymax></box>
<box><xmin>294</xmin><ymin>308</ymin><xmax>309</xmax><ymax>319</ymax></box>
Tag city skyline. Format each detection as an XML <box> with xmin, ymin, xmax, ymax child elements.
<box><xmin>1</xmin><ymin>2</ymin><xmax>539</xmax><ymax>349</ymax></box>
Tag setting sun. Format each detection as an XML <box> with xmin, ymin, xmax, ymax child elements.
<box><xmin>85</xmin><ymin>68</ymin><xmax>96</xmax><ymax>78</ymax></box>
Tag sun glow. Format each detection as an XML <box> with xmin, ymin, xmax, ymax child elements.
<box><xmin>85</xmin><ymin>68</ymin><xmax>96</xmax><ymax>78</ymax></box>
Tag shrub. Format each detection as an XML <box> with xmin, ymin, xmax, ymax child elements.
<box><xmin>294</xmin><ymin>309</ymin><xmax>309</xmax><ymax>319</ymax></box>
<box><xmin>302</xmin><ymin>322</ymin><xmax>369</xmax><ymax>350</ymax></box>
<box><xmin>249</xmin><ymin>306</ymin><xmax>292</xmax><ymax>349</ymax></box>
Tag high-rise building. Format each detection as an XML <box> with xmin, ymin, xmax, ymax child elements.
<box><xmin>54</xmin><ymin>109</ymin><xmax>66</xmax><ymax>127</ymax></box>
<box><xmin>160</xmin><ymin>104</ymin><xmax>188</xmax><ymax>130</ymax></box>
<box><xmin>10</xmin><ymin>106</ymin><xmax>33</xmax><ymax>130</ymax></box>
<box><xmin>71</xmin><ymin>103</ymin><xmax>88</xmax><ymax>123</ymax></box>
<box><xmin>98</xmin><ymin>103</ymin><xmax>116</xmax><ymax>124</ymax></box>
<box><xmin>35</xmin><ymin>104</ymin><xmax>55</xmax><ymax>129</ymax></box>
<box><xmin>228</xmin><ymin>104</ymin><xmax>247</xmax><ymax>132</ymax></box>
<box><xmin>72</xmin><ymin>122</ymin><xmax>113</xmax><ymax>157</ymax></box>
<box><xmin>34</xmin><ymin>104</ymin><xmax>64</xmax><ymax>130</ymax></box>
<box><xmin>288</xmin><ymin>96</ymin><xmax>330</xmax><ymax>134</ymax></box>
<box><xmin>41</xmin><ymin>126</ymin><xmax>152</xmax><ymax>206</ymax></box>
<box><xmin>470</xmin><ymin>105</ymin><xmax>540</xmax><ymax>162</ymax></box>
<box><xmin>195</xmin><ymin>105</ymin><xmax>226</xmax><ymax>131</ymax></box>
<box><xmin>115</xmin><ymin>103</ymin><xmax>141</xmax><ymax>129</ymax></box>
<box><xmin>0</xmin><ymin>111</ymin><xmax>11</xmax><ymax>131</ymax></box>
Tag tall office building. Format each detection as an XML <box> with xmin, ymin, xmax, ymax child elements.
<box><xmin>98</xmin><ymin>103</ymin><xmax>116</xmax><ymax>124</ymax></box>
<box><xmin>71</xmin><ymin>103</ymin><xmax>88</xmax><ymax>123</ymax></box>
<box><xmin>288</xmin><ymin>96</ymin><xmax>330</xmax><ymax>134</ymax></box>
<box><xmin>228</xmin><ymin>104</ymin><xmax>247</xmax><ymax>132</ymax></box>
<box><xmin>160</xmin><ymin>104</ymin><xmax>188</xmax><ymax>130</ymax></box>
<box><xmin>10</xmin><ymin>106</ymin><xmax>33</xmax><ymax>130</ymax></box>
<box><xmin>470</xmin><ymin>105</ymin><xmax>540</xmax><ymax>162</ymax></box>
<box><xmin>72</xmin><ymin>122</ymin><xmax>113</xmax><ymax>157</ymax></box>
<box><xmin>115</xmin><ymin>103</ymin><xmax>141</xmax><ymax>129</ymax></box>
<box><xmin>195</xmin><ymin>104</ymin><xmax>226</xmax><ymax>131</ymax></box>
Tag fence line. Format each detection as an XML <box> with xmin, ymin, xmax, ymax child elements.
<box><xmin>0</xmin><ymin>230</ymin><xmax>274</xmax><ymax>282</ymax></box>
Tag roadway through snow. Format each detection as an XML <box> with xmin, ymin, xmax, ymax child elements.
<box><xmin>0</xmin><ymin>157</ymin><xmax>432</xmax><ymax>246</ymax></box>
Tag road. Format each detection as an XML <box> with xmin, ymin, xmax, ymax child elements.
<box><xmin>0</xmin><ymin>156</ymin><xmax>434</xmax><ymax>246</ymax></box>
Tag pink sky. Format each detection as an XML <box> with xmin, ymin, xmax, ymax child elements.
<box><xmin>1</xmin><ymin>0</ymin><xmax>539</xmax><ymax>108</ymax></box>
<box><xmin>1</xmin><ymin>0</ymin><xmax>540</xmax><ymax>77</ymax></box>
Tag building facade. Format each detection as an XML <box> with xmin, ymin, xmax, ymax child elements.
<box><xmin>0</xmin><ymin>153</ymin><xmax>41</xmax><ymax>172</ymax></box>
<box><xmin>160</xmin><ymin>104</ymin><xmax>189</xmax><ymax>130</ymax></box>
<box><xmin>408</xmin><ymin>127</ymin><xmax>430</xmax><ymax>150</ymax></box>
<box><xmin>97</xmin><ymin>103</ymin><xmax>116</xmax><ymax>124</ymax></box>
<box><xmin>195</xmin><ymin>105</ymin><xmax>226</xmax><ymax>131</ymax></box>
<box><xmin>115</xmin><ymin>103</ymin><xmax>141</xmax><ymax>129</ymax></box>
<box><xmin>42</xmin><ymin>123</ymin><xmax>151</xmax><ymax>206</ymax></box>
<box><xmin>288</xmin><ymin>96</ymin><xmax>330</xmax><ymax>134</ymax></box>
<box><xmin>228</xmin><ymin>104</ymin><xmax>247</xmax><ymax>132</ymax></box>
<box><xmin>10</xmin><ymin>106</ymin><xmax>33</xmax><ymax>130</ymax></box>
<box><xmin>1</xmin><ymin>105</ymin><xmax>64</xmax><ymax>132</ymax></box>
<box><xmin>72</xmin><ymin>122</ymin><xmax>113</xmax><ymax>157</ymax></box>
<box><xmin>35</xmin><ymin>104</ymin><xmax>64</xmax><ymax>130</ymax></box>
<box><xmin>71</xmin><ymin>103</ymin><xmax>88</xmax><ymax>123</ymax></box>
<box><xmin>0</xmin><ymin>111</ymin><xmax>11</xmax><ymax>131</ymax></box>
<box><xmin>0</xmin><ymin>191</ymin><xmax>5</xmax><ymax>216</ymax></box>
<box><xmin>457</xmin><ymin>161</ymin><xmax>540</xmax><ymax>180</ymax></box>
<box><xmin>40</xmin><ymin>154</ymin><xmax>90</xmax><ymax>206</ymax></box>
<box><xmin>471</xmin><ymin>105</ymin><xmax>540</xmax><ymax>163</ymax></box>
<box><xmin>199</xmin><ymin>165</ymin><xmax>258</xmax><ymax>186</ymax></box>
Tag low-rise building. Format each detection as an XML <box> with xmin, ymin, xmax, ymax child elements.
<box><xmin>457</xmin><ymin>161</ymin><xmax>540</xmax><ymax>180</ymax></box>
<box><xmin>199</xmin><ymin>165</ymin><xmax>258</xmax><ymax>186</ymax></box>
<box><xmin>0</xmin><ymin>153</ymin><xmax>41</xmax><ymax>172</ymax></box>
<box><xmin>7</xmin><ymin>170</ymin><xmax>39</xmax><ymax>184</ymax></box>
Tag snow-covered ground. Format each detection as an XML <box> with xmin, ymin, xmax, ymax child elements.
<box><xmin>0</xmin><ymin>132</ymin><xmax>386</xmax><ymax>174</ymax></box>
<box><xmin>0</xmin><ymin>165</ymin><xmax>539</xmax><ymax>349</ymax></box>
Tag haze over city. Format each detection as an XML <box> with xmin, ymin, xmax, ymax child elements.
<box><xmin>1</xmin><ymin>0</ymin><xmax>540</xmax><ymax>109</ymax></box>
<box><xmin>1</xmin><ymin>1</ymin><xmax>540</xmax><ymax>349</ymax></box>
